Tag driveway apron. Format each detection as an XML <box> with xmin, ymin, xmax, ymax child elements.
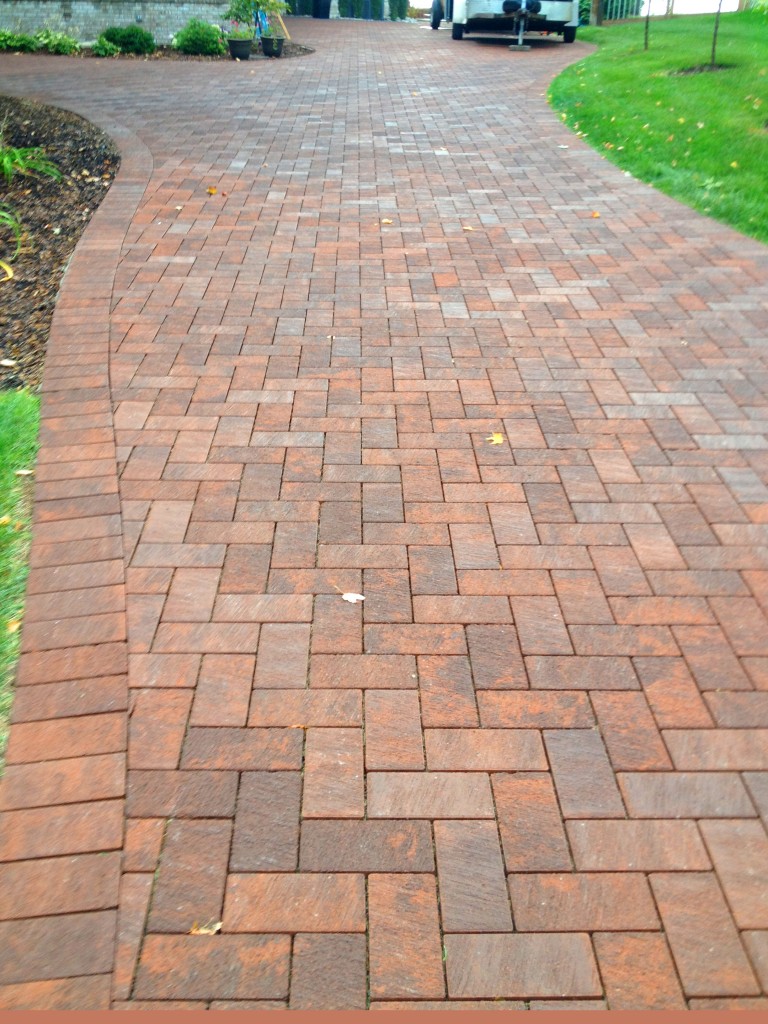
<box><xmin>1</xmin><ymin>19</ymin><xmax>767</xmax><ymax>1010</ymax></box>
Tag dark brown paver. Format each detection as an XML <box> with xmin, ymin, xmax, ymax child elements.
<box><xmin>1</xmin><ymin>16</ymin><xmax>768</xmax><ymax>1009</ymax></box>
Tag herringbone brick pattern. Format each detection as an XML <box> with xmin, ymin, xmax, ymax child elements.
<box><xmin>0</xmin><ymin>18</ymin><xmax>767</xmax><ymax>1010</ymax></box>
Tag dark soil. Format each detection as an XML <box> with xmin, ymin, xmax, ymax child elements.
<box><xmin>0</xmin><ymin>96</ymin><xmax>120</xmax><ymax>390</ymax></box>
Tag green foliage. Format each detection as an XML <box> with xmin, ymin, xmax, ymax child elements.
<box><xmin>0</xmin><ymin>205</ymin><xmax>23</xmax><ymax>260</ymax></box>
<box><xmin>0</xmin><ymin>136</ymin><xmax>60</xmax><ymax>188</ymax></box>
<box><xmin>91</xmin><ymin>35</ymin><xmax>121</xmax><ymax>57</ymax></box>
<box><xmin>102</xmin><ymin>25</ymin><xmax>156</xmax><ymax>55</ymax></box>
<box><xmin>34</xmin><ymin>29</ymin><xmax>81</xmax><ymax>54</ymax></box>
<box><xmin>0</xmin><ymin>389</ymin><xmax>40</xmax><ymax>765</ymax></box>
<box><xmin>549</xmin><ymin>12</ymin><xmax>768</xmax><ymax>245</ymax></box>
<box><xmin>0</xmin><ymin>31</ymin><xmax>39</xmax><ymax>53</ymax></box>
<box><xmin>222</xmin><ymin>0</ymin><xmax>257</xmax><ymax>23</ymax></box>
<box><xmin>579</xmin><ymin>0</ymin><xmax>591</xmax><ymax>23</ymax></box>
<box><xmin>390</xmin><ymin>0</ymin><xmax>409</xmax><ymax>19</ymax></box>
<box><xmin>172</xmin><ymin>19</ymin><xmax>226</xmax><ymax>56</ymax></box>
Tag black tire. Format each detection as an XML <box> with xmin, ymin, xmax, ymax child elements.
<box><xmin>451</xmin><ymin>22</ymin><xmax>464</xmax><ymax>39</ymax></box>
<box><xmin>431</xmin><ymin>0</ymin><xmax>443</xmax><ymax>28</ymax></box>
<box><xmin>563</xmin><ymin>26</ymin><xmax>576</xmax><ymax>43</ymax></box>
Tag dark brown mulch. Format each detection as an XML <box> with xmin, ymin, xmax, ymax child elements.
<box><xmin>0</xmin><ymin>96</ymin><xmax>120</xmax><ymax>391</ymax></box>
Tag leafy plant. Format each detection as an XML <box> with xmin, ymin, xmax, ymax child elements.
<box><xmin>0</xmin><ymin>136</ymin><xmax>61</xmax><ymax>188</ymax></box>
<box><xmin>0</xmin><ymin>31</ymin><xmax>39</xmax><ymax>53</ymax></box>
<box><xmin>102</xmin><ymin>25</ymin><xmax>156</xmax><ymax>55</ymax></box>
<box><xmin>0</xmin><ymin>205</ymin><xmax>23</xmax><ymax>260</ymax></box>
<box><xmin>390</xmin><ymin>0</ymin><xmax>409</xmax><ymax>19</ymax></box>
<box><xmin>34</xmin><ymin>29</ymin><xmax>81</xmax><ymax>55</ymax></box>
<box><xmin>91</xmin><ymin>35</ymin><xmax>121</xmax><ymax>57</ymax></box>
<box><xmin>172</xmin><ymin>19</ymin><xmax>226</xmax><ymax>56</ymax></box>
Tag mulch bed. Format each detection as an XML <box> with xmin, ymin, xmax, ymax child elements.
<box><xmin>0</xmin><ymin>96</ymin><xmax>120</xmax><ymax>390</ymax></box>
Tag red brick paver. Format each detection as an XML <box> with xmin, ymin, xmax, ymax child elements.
<box><xmin>1</xmin><ymin>18</ymin><xmax>768</xmax><ymax>1010</ymax></box>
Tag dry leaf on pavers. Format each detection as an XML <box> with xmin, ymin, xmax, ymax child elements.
<box><xmin>591</xmin><ymin>211</ymin><xmax>601</xmax><ymax>218</ymax></box>
<box><xmin>206</xmin><ymin>186</ymin><xmax>218</xmax><ymax>195</ymax></box>
<box><xmin>189</xmin><ymin>921</ymin><xmax>222</xmax><ymax>935</ymax></box>
<box><xmin>485</xmin><ymin>433</ymin><xmax>505</xmax><ymax>446</ymax></box>
<box><xmin>463</xmin><ymin>226</ymin><xmax>474</xmax><ymax>231</ymax></box>
<box><xmin>341</xmin><ymin>593</ymin><xmax>365</xmax><ymax>604</ymax></box>
<box><xmin>380</xmin><ymin>219</ymin><xmax>393</xmax><ymax>225</ymax></box>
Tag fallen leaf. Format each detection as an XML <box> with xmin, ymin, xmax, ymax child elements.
<box><xmin>462</xmin><ymin>225</ymin><xmax>474</xmax><ymax>231</ymax></box>
<box><xmin>190</xmin><ymin>920</ymin><xmax>222</xmax><ymax>935</ymax></box>
<box><xmin>0</xmin><ymin>359</ymin><xmax>17</xmax><ymax>367</ymax></box>
<box><xmin>485</xmin><ymin>433</ymin><xmax>505</xmax><ymax>446</ymax></box>
<box><xmin>380</xmin><ymin>219</ymin><xmax>393</xmax><ymax>225</ymax></box>
<box><xmin>0</xmin><ymin>261</ymin><xmax>13</xmax><ymax>281</ymax></box>
<box><xmin>14</xmin><ymin>469</ymin><xmax>34</xmax><ymax>477</ymax></box>
<box><xmin>342</xmin><ymin>593</ymin><xmax>365</xmax><ymax>604</ymax></box>
<box><xmin>206</xmin><ymin>186</ymin><xmax>218</xmax><ymax>195</ymax></box>
<box><xmin>0</xmin><ymin>516</ymin><xmax>10</xmax><ymax>526</ymax></box>
<box><xmin>175</xmin><ymin>205</ymin><xmax>183</xmax><ymax>211</ymax></box>
<box><xmin>7</xmin><ymin>621</ymin><xmax>20</xmax><ymax>634</ymax></box>
<box><xmin>591</xmin><ymin>211</ymin><xmax>600</xmax><ymax>218</ymax></box>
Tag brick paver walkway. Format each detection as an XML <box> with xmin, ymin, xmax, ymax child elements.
<box><xmin>1</xmin><ymin>19</ymin><xmax>768</xmax><ymax>1010</ymax></box>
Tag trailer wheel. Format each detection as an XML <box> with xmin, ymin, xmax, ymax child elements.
<box><xmin>451</xmin><ymin>22</ymin><xmax>464</xmax><ymax>39</ymax></box>
<box><xmin>431</xmin><ymin>0</ymin><xmax>443</xmax><ymax>28</ymax></box>
<box><xmin>563</xmin><ymin>27</ymin><xmax>576</xmax><ymax>43</ymax></box>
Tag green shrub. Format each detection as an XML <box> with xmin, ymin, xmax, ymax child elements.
<box><xmin>91</xmin><ymin>35</ymin><xmax>121</xmax><ymax>57</ymax></box>
<box><xmin>34</xmin><ymin>29</ymin><xmax>81</xmax><ymax>54</ymax></box>
<box><xmin>390</xmin><ymin>0</ymin><xmax>409</xmax><ymax>20</ymax></box>
<box><xmin>0</xmin><ymin>204</ymin><xmax>23</xmax><ymax>260</ymax></box>
<box><xmin>102</xmin><ymin>25</ymin><xmax>156</xmax><ymax>54</ymax></box>
<box><xmin>0</xmin><ymin>31</ymin><xmax>39</xmax><ymax>53</ymax></box>
<box><xmin>172</xmin><ymin>19</ymin><xmax>226</xmax><ymax>56</ymax></box>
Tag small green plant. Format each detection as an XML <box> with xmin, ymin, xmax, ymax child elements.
<box><xmin>173</xmin><ymin>19</ymin><xmax>226</xmax><ymax>56</ymax></box>
<box><xmin>102</xmin><ymin>25</ymin><xmax>156</xmax><ymax>55</ymax></box>
<box><xmin>0</xmin><ymin>205</ymin><xmax>23</xmax><ymax>261</ymax></box>
<box><xmin>91</xmin><ymin>35</ymin><xmax>121</xmax><ymax>57</ymax></box>
<box><xmin>0</xmin><ymin>31</ymin><xmax>39</xmax><ymax>53</ymax></box>
<box><xmin>0</xmin><ymin>136</ymin><xmax>61</xmax><ymax>188</ymax></box>
<box><xmin>34</xmin><ymin>29</ymin><xmax>81</xmax><ymax>54</ymax></box>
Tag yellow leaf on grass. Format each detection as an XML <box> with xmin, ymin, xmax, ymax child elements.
<box><xmin>485</xmin><ymin>433</ymin><xmax>505</xmax><ymax>446</ymax></box>
<box><xmin>7</xmin><ymin>621</ymin><xmax>20</xmax><ymax>634</ymax></box>
<box><xmin>190</xmin><ymin>921</ymin><xmax>222</xmax><ymax>935</ymax></box>
<box><xmin>15</xmin><ymin>469</ymin><xmax>33</xmax><ymax>477</ymax></box>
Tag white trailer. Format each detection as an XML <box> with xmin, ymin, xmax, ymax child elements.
<box><xmin>431</xmin><ymin>0</ymin><xmax>580</xmax><ymax>46</ymax></box>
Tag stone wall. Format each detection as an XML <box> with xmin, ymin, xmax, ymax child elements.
<box><xmin>0</xmin><ymin>1</ymin><xmax>334</xmax><ymax>42</ymax></box>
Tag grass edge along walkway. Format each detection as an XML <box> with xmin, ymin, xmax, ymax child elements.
<box><xmin>548</xmin><ymin>11</ymin><xmax>768</xmax><ymax>246</ymax></box>
<box><xmin>0</xmin><ymin>388</ymin><xmax>39</xmax><ymax>766</ymax></box>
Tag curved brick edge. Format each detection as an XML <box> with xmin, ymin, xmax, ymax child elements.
<box><xmin>0</xmin><ymin>109</ymin><xmax>152</xmax><ymax>1011</ymax></box>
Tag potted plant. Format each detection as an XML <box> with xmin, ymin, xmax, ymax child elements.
<box><xmin>255</xmin><ymin>0</ymin><xmax>289</xmax><ymax>58</ymax></box>
<box><xmin>221</xmin><ymin>0</ymin><xmax>257</xmax><ymax>59</ymax></box>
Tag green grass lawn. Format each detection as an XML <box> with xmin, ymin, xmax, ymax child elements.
<box><xmin>549</xmin><ymin>11</ymin><xmax>768</xmax><ymax>244</ymax></box>
<box><xmin>0</xmin><ymin>389</ymin><xmax>39</xmax><ymax>763</ymax></box>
